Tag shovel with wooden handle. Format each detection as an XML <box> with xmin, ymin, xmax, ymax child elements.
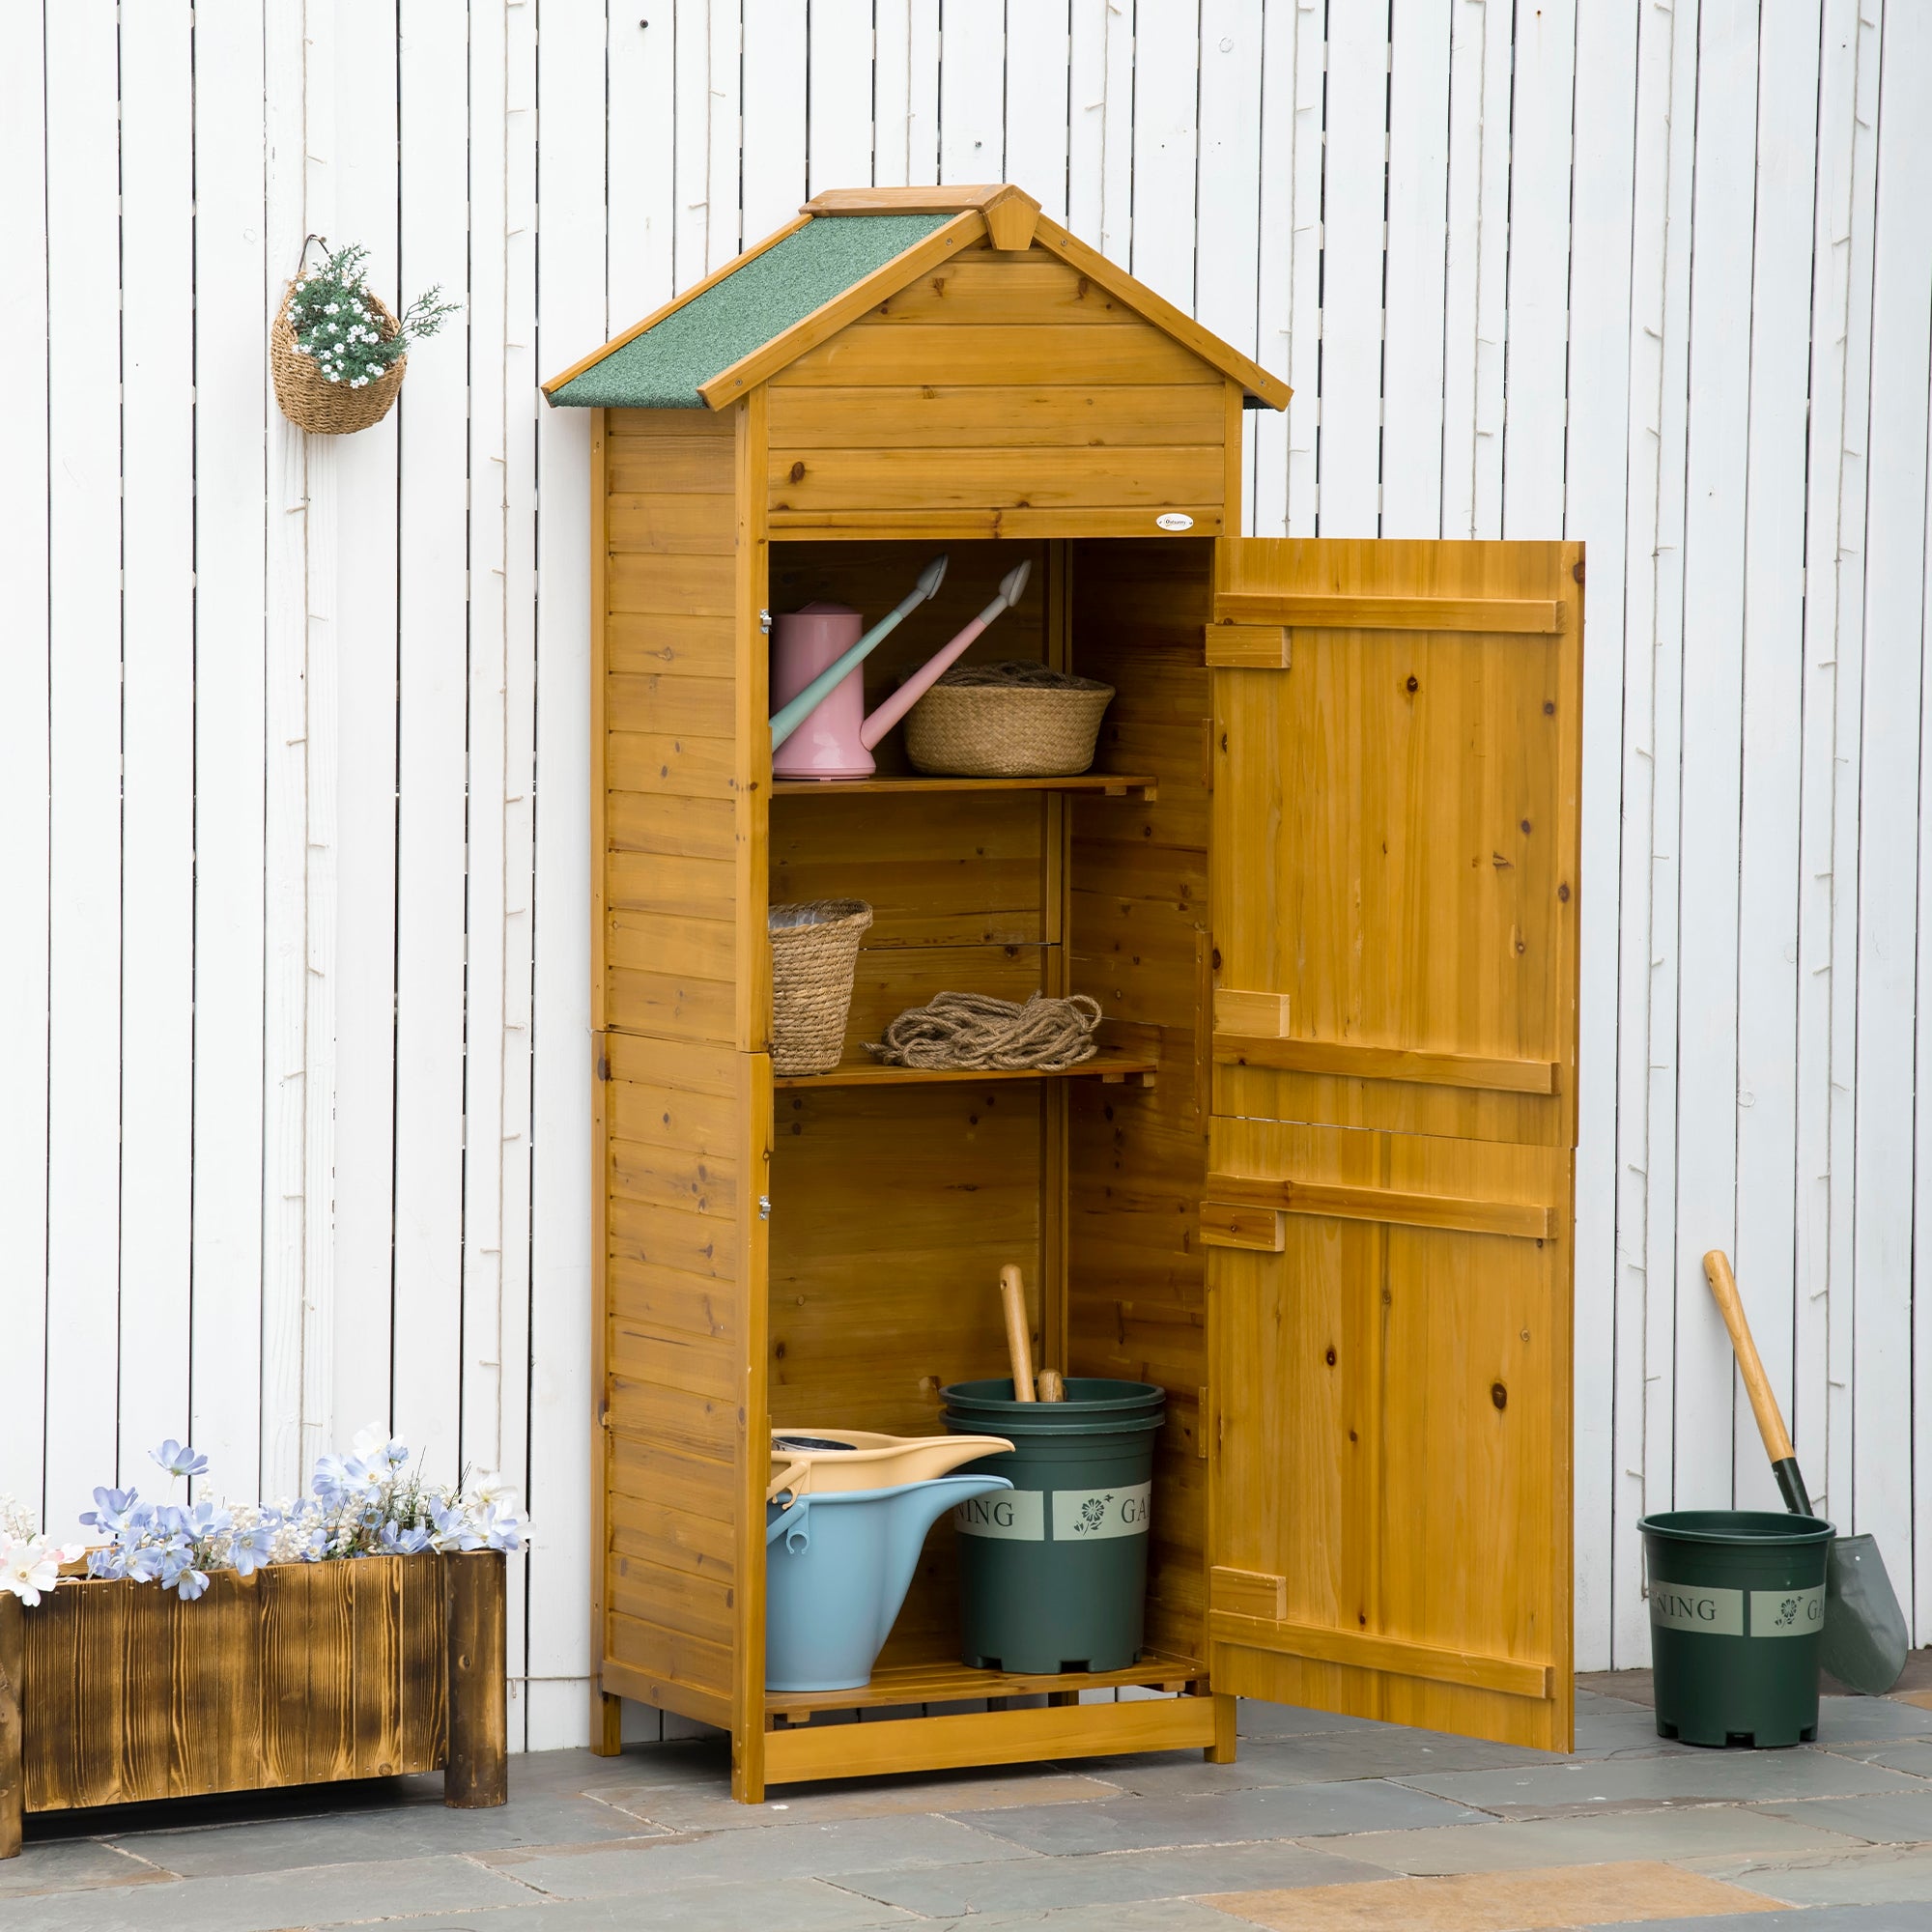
<box><xmin>998</xmin><ymin>1264</ymin><xmax>1036</xmax><ymax>1403</ymax></box>
<box><xmin>1703</xmin><ymin>1250</ymin><xmax>1909</xmax><ymax>1695</ymax></box>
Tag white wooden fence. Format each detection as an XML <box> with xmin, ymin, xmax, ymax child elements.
<box><xmin>3</xmin><ymin>1</ymin><xmax>1929</xmax><ymax>1746</ymax></box>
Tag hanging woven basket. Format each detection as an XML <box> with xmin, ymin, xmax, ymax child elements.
<box><xmin>270</xmin><ymin>281</ymin><xmax>408</xmax><ymax>436</ymax></box>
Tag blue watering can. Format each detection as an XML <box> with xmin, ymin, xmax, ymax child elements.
<box><xmin>764</xmin><ymin>1472</ymin><xmax>1013</xmax><ymax>1691</ymax></box>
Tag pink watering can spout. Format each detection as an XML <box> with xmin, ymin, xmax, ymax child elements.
<box><xmin>769</xmin><ymin>557</ymin><xmax>1032</xmax><ymax>781</ymax></box>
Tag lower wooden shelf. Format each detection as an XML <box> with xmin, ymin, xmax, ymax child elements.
<box><xmin>774</xmin><ymin>1054</ymin><xmax>1157</xmax><ymax>1091</ymax></box>
<box><xmin>763</xmin><ymin>1650</ymin><xmax>1205</xmax><ymax>1719</ymax></box>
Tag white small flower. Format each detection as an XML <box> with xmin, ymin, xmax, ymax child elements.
<box><xmin>325</xmin><ymin>370</ymin><xmax>340</xmax><ymax>383</ymax></box>
<box><xmin>325</xmin><ymin>301</ymin><xmax>340</xmax><ymax>314</ymax></box>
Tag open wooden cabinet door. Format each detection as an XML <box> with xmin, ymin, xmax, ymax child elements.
<box><xmin>1202</xmin><ymin>538</ymin><xmax>1582</xmax><ymax>1751</ymax></box>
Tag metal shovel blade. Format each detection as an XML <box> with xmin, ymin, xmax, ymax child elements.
<box><xmin>1822</xmin><ymin>1533</ymin><xmax>1910</xmax><ymax>1696</ymax></box>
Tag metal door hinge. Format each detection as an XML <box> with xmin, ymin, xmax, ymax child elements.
<box><xmin>758</xmin><ymin>609</ymin><xmax>772</xmax><ymax>635</ymax></box>
<box><xmin>758</xmin><ymin>1195</ymin><xmax>772</xmax><ymax>1220</ymax></box>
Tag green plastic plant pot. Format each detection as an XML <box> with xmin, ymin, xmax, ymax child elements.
<box><xmin>942</xmin><ymin>1378</ymin><xmax>1164</xmax><ymax>1675</ymax></box>
<box><xmin>1639</xmin><ymin>1508</ymin><xmax>1833</xmax><ymax>1747</ymax></box>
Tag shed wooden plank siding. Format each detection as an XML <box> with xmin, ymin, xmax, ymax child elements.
<box><xmin>766</xmin><ymin>246</ymin><xmax>1234</xmax><ymax>536</ymax></box>
<box><xmin>595</xmin><ymin>406</ymin><xmax>766</xmax><ymax>1737</ymax></box>
<box><xmin>1067</xmin><ymin>538</ymin><xmax>1216</xmax><ymax>1663</ymax></box>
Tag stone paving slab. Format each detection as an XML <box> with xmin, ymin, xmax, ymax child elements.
<box><xmin>1398</xmin><ymin>1750</ymin><xmax>1931</xmax><ymax>1815</ymax></box>
<box><xmin>1198</xmin><ymin>1858</ymin><xmax>1780</xmax><ymax>1928</ymax></box>
<box><xmin>945</xmin><ymin>1777</ymin><xmax>1488</xmax><ymax>1855</ymax></box>
<box><xmin>1748</xmin><ymin>1787</ymin><xmax>1932</xmax><ymax>1844</ymax></box>
<box><xmin>0</xmin><ymin>1842</ymin><xmax>159</xmax><ymax>1901</ymax></box>
<box><xmin>1580</xmin><ymin>1913</ymin><xmax>1932</xmax><ymax>1932</ymax></box>
<box><xmin>99</xmin><ymin>1794</ymin><xmax>667</xmax><ymax>1876</ymax></box>
<box><xmin>613</xmin><ymin>1769</ymin><xmax>1122</xmax><ymax>1833</ymax></box>
<box><xmin>479</xmin><ymin>1810</ymin><xmax>1040</xmax><ymax>1895</ymax></box>
<box><xmin>833</xmin><ymin>1837</ymin><xmax>1389</xmax><ymax>1916</ymax></box>
<box><xmin>352</xmin><ymin>1875</ymin><xmax>923</xmax><ymax>1930</ymax></box>
<box><xmin>1314</xmin><ymin>1805</ymin><xmax>1869</xmax><ymax>1877</ymax></box>
<box><xmin>1717</xmin><ymin>1842</ymin><xmax>1932</xmax><ymax>1909</ymax></box>
<box><xmin>0</xmin><ymin>1853</ymin><xmax>538</xmax><ymax>1932</ymax></box>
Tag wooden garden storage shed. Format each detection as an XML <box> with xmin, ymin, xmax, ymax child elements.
<box><xmin>544</xmin><ymin>184</ymin><xmax>1583</xmax><ymax>1802</ymax></box>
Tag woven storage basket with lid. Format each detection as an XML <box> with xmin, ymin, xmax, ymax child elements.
<box><xmin>903</xmin><ymin>660</ymin><xmax>1115</xmax><ymax>778</ymax></box>
<box><xmin>271</xmin><ymin>283</ymin><xmax>408</xmax><ymax>436</ymax></box>
<box><xmin>770</xmin><ymin>899</ymin><xmax>872</xmax><ymax>1075</ymax></box>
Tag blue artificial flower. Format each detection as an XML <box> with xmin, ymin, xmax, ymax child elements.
<box><xmin>149</xmin><ymin>1439</ymin><xmax>209</xmax><ymax>1481</ymax></box>
<box><xmin>88</xmin><ymin>1545</ymin><xmax>128</xmax><ymax>1580</ymax></box>
<box><xmin>228</xmin><ymin>1521</ymin><xmax>275</xmax><ymax>1577</ymax></box>
<box><xmin>428</xmin><ymin>1497</ymin><xmax>483</xmax><ymax>1553</ymax></box>
<box><xmin>183</xmin><ymin>1499</ymin><xmax>232</xmax><ymax>1542</ymax></box>
<box><xmin>80</xmin><ymin>1486</ymin><xmax>139</xmax><ymax>1533</ymax></box>
<box><xmin>480</xmin><ymin>1503</ymin><xmax>525</xmax><ymax>1554</ymax></box>
<box><xmin>173</xmin><ymin>1566</ymin><xmax>210</xmax><ymax>1601</ymax></box>
<box><xmin>377</xmin><ymin>1520</ymin><xmax>431</xmax><ymax>1556</ymax></box>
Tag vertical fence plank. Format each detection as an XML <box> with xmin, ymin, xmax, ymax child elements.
<box><xmin>1248</xmin><ymin>0</ymin><xmax>1297</xmax><ymax>535</ymax></box>
<box><xmin>527</xmin><ymin>0</ymin><xmax>608</xmax><ymax>1752</ymax></box>
<box><xmin>116</xmin><ymin>0</ymin><xmax>197</xmax><ymax>1478</ymax></box>
<box><xmin>706</xmin><ymin>1</ymin><xmax>744</xmax><ymax>270</ymax></box>
<box><xmin>743</xmin><ymin>0</ymin><xmax>808</xmax><ymax>240</ymax></box>
<box><xmin>1731</xmin><ymin>3</ymin><xmax>1824</xmax><ymax>1519</ymax></box>
<box><xmin>467</xmin><ymin>0</ymin><xmax>512</xmax><ymax>1496</ymax></box>
<box><xmin>0</xmin><ymin>2</ymin><xmax>51</xmax><ymax>1520</ymax></box>
<box><xmin>611</xmin><ymin>7</ymin><xmax>672</xmax><ymax>330</ymax></box>
<box><xmin>940</xmin><ymin>0</ymin><xmax>1006</xmax><ymax>185</ymax></box>
<box><xmin>189</xmin><ymin>0</ymin><xmax>269</xmax><ymax>1503</ymax></box>
<box><xmin>1317</xmin><ymin>0</ymin><xmax>1386</xmax><ymax>535</ymax></box>
<box><xmin>1381</xmin><ymin>0</ymin><xmax>1451</xmax><ymax>540</ymax></box>
<box><xmin>258</xmin><ymin>0</ymin><xmax>314</xmax><ymax>1502</ymax></box>
<box><xmin>393</xmin><ymin>0</ymin><xmax>473</xmax><ymax>1489</ymax></box>
<box><xmin>1861</xmin><ymin>0</ymin><xmax>1932</xmax><ymax>1627</ymax></box>
<box><xmin>1006</xmin><ymin>0</ymin><xmax>1071</xmax><ymax>221</ymax></box>
<box><xmin>1565</xmin><ymin>0</ymin><xmax>1638</xmax><ymax>1663</ymax></box>
<box><xmin>1671</xmin><ymin>0</ymin><xmax>1758</xmax><ymax>1517</ymax></box>
<box><xmin>43</xmin><ymin>0</ymin><xmax>127</xmax><ymax>1528</ymax></box>
<box><xmin>1806</xmin><ymin>0</ymin><xmax>1880</xmax><ymax>1558</ymax></box>
<box><xmin>1197</xmin><ymin>0</ymin><xmax>1265</xmax><ymax>412</ymax></box>
<box><xmin>808</xmin><ymin>0</ymin><xmax>877</xmax><ymax>199</ymax></box>
<box><xmin>1125</xmin><ymin>3</ymin><xmax>1197</xmax><ymax>311</ymax></box>
<box><xmin>331</xmin><ymin>3</ymin><xmax>405</xmax><ymax>1447</ymax></box>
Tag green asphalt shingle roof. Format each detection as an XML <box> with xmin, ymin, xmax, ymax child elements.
<box><xmin>549</xmin><ymin>213</ymin><xmax>955</xmax><ymax>409</ymax></box>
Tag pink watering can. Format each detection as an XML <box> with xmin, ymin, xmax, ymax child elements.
<box><xmin>770</xmin><ymin>556</ymin><xmax>1032</xmax><ymax>780</ymax></box>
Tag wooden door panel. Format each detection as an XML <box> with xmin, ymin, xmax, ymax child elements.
<box><xmin>1207</xmin><ymin>1118</ymin><xmax>1572</xmax><ymax>1746</ymax></box>
<box><xmin>1208</xmin><ymin>537</ymin><xmax>1581</xmax><ymax>1150</ymax></box>
<box><xmin>1205</xmin><ymin>537</ymin><xmax>1579</xmax><ymax>1752</ymax></box>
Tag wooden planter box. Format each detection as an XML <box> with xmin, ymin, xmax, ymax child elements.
<box><xmin>0</xmin><ymin>1550</ymin><xmax>506</xmax><ymax>1857</ymax></box>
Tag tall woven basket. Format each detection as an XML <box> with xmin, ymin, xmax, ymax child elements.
<box><xmin>270</xmin><ymin>283</ymin><xmax>408</xmax><ymax>435</ymax></box>
<box><xmin>903</xmin><ymin>661</ymin><xmax>1115</xmax><ymax>778</ymax></box>
<box><xmin>770</xmin><ymin>900</ymin><xmax>873</xmax><ymax>1076</ymax></box>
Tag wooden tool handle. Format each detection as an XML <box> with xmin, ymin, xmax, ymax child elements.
<box><xmin>999</xmin><ymin>1264</ymin><xmax>1036</xmax><ymax>1403</ymax></box>
<box><xmin>1702</xmin><ymin>1250</ymin><xmax>1795</xmax><ymax>1463</ymax></box>
<box><xmin>1037</xmin><ymin>1370</ymin><xmax>1065</xmax><ymax>1403</ymax></box>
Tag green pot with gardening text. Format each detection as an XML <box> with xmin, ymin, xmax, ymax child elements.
<box><xmin>1639</xmin><ymin>1509</ymin><xmax>1833</xmax><ymax>1747</ymax></box>
<box><xmin>942</xmin><ymin>1378</ymin><xmax>1163</xmax><ymax>1674</ymax></box>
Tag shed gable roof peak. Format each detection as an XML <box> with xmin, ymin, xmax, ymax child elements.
<box><xmin>542</xmin><ymin>184</ymin><xmax>1291</xmax><ymax>413</ymax></box>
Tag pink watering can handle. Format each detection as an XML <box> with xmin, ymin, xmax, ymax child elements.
<box><xmin>860</xmin><ymin>559</ymin><xmax>1033</xmax><ymax>752</ymax></box>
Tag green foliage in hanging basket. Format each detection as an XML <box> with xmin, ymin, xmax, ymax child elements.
<box><xmin>288</xmin><ymin>241</ymin><xmax>459</xmax><ymax>389</ymax></box>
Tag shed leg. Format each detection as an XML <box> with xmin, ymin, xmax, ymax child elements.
<box><xmin>444</xmin><ymin>1552</ymin><xmax>508</xmax><ymax>1808</ymax></box>
<box><xmin>0</xmin><ymin>1594</ymin><xmax>22</xmax><ymax>1857</ymax></box>
<box><xmin>592</xmin><ymin>1690</ymin><xmax>624</xmax><ymax>1757</ymax></box>
<box><xmin>1205</xmin><ymin>1691</ymin><xmax>1237</xmax><ymax>1766</ymax></box>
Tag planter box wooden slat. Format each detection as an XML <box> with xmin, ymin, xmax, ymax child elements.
<box><xmin>0</xmin><ymin>1550</ymin><xmax>504</xmax><ymax>1857</ymax></box>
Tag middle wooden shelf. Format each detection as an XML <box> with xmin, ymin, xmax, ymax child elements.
<box><xmin>772</xmin><ymin>1054</ymin><xmax>1157</xmax><ymax>1091</ymax></box>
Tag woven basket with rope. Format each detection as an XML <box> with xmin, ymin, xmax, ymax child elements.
<box><xmin>770</xmin><ymin>899</ymin><xmax>873</xmax><ymax>1076</ymax></box>
<box><xmin>271</xmin><ymin>238</ymin><xmax>409</xmax><ymax>436</ymax></box>
<box><xmin>903</xmin><ymin>660</ymin><xmax>1116</xmax><ymax>778</ymax></box>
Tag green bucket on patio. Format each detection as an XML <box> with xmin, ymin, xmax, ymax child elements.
<box><xmin>1639</xmin><ymin>1508</ymin><xmax>1834</xmax><ymax>1747</ymax></box>
<box><xmin>942</xmin><ymin>1378</ymin><xmax>1164</xmax><ymax>1674</ymax></box>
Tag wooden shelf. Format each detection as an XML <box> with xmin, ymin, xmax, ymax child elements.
<box><xmin>772</xmin><ymin>773</ymin><xmax>1158</xmax><ymax>800</ymax></box>
<box><xmin>775</xmin><ymin>1054</ymin><xmax>1157</xmax><ymax>1091</ymax></box>
<box><xmin>764</xmin><ymin>1650</ymin><xmax>1206</xmax><ymax>1719</ymax></box>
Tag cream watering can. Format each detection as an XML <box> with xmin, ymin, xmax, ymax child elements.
<box><xmin>769</xmin><ymin>555</ymin><xmax>1032</xmax><ymax>780</ymax></box>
